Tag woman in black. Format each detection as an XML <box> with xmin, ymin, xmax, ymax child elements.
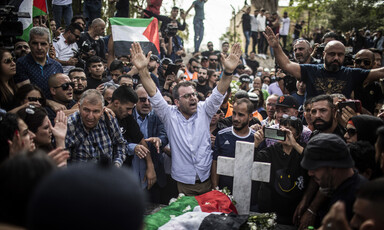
<box><xmin>254</xmin><ymin>116</ymin><xmax>308</xmax><ymax>227</ymax></box>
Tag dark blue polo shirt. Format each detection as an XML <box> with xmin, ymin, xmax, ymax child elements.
<box><xmin>14</xmin><ymin>53</ymin><xmax>63</xmax><ymax>98</ymax></box>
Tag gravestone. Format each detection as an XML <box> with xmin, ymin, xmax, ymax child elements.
<box><xmin>217</xmin><ymin>141</ymin><xmax>271</xmax><ymax>215</ymax></box>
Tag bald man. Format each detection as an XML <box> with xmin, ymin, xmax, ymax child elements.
<box><xmin>264</xmin><ymin>27</ymin><xmax>384</xmax><ymax>99</ymax></box>
<box><xmin>353</xmin><ymin>49</ymin><xmax>383</xmax><ymax>113</ymax></box>
<box><xmin>77</xmin><ymin>18</ymin><xmax>106</xmax><ymax>59</ymax></box>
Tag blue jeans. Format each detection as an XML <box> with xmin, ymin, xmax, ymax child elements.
<box><xmin>244</xmin><ymin>30</ymin><xmax>251</xmax><ymax>56</ymax></box>
<box><xmin>83</xmin><ymin>0</ymin><xmax>102</xmax><ymax>30</ymax></box>
<box><xmin>194</xmin><ymin>18</ymin><xmax>204</xmax><ymax>53</ymax></box>
<box><xmin>52</xmin><ymin>4</ymin><xmax>73</xmax><ymax>28</ymax></box>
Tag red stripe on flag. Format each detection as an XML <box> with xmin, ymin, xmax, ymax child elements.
<box><xmin>195</xmin><ymin>190</ymin><xmax>238</xmax><ymax>214</ymax></box>
<box><xmin>143</xmin><ymin>18</ymin><xmax>160</xmax><ymax>54</ymax></box>
<box><xmin>33</xmin><ymin>0</ymin><xmax>47</xmax><ymax>13</ymax></box>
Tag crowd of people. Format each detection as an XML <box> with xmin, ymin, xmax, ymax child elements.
<box><xmin>0</xmin><ymin>1</ymin><xmax>384</xmax><ymax>230</ymax></box>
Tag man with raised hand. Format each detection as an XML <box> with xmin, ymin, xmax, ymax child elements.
<box><xmin>130</xmin><ymin>42</ymin><xmax>241</xmax><ymax>196</ymax></box>
<box><xmin>264</xmin><ymin>26</ymin><xmax>384</xmax><ymax>99</ymax></box>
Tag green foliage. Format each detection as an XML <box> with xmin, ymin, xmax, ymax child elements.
<box><xmin>220</xmin><ymin>31</ymin><xmax>243</xmax><ymax>44</ymax></box>
<box><xmin>289</xmin><ymin>0</ymin><xmax>384</xmax><ymax>33</ymax></box>
<box><xmin>327</xmin><ymin>0</ymin><xmax>384</xmax><ymax>31</ymax></box>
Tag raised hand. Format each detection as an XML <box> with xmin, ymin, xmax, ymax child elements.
<box><xmin>263</xmin><ymin>26</ymin><xmax>280</xmax><ymax>49</ymax></box>
<box><xmin>221</xmin><ymin>43</ymin><xmax>242</xmax><ymax>73</ymax></box>
<box><xmin>51</xmin><ymin>111</ymin><xmax>68</xmax><ymax>146</ymax></box>
<box><xmin>130</xmin><ymin>42</ymin><xmax>151</xmax><ymax>71</ymax></box>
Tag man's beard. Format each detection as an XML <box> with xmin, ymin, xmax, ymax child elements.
<box><xmin>148</xmin><ymin>65</ymin><xmax>156</xmax><ymax>72</ymax></box>
<box><xmin>198</xmin><ymin>77</ymin><xmax>206</xmax><ymax>84</ymax></box>
<box><xmin>233</xmin><ymin>120</ymin><xmax>248</xmax><ymax>131</ymax></box>
<box><xmin>209</xmin><ymin>63</ymin><xmax>217</xmax><ymax>69</ymax></box>
<box><xmin>325</xmin><ymin>59</ymin><xmax>341</xmax><ymax>72</ymax></box>
<box><xmin>313</xmin><ymin>117</ymin><xmax>333</xmax><ymax>131</ymax></box>
<box><xmin>74</xmin><ymin>88</ymin><xmax>85</xmax><ymax>95</ymax></box>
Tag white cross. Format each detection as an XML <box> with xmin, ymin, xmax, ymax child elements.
<box><xmin>217</xmin><ymin>141</ymin><xmax>271</xmax><ymax>215</ymax></box>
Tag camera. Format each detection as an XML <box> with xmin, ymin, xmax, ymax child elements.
<box><xmin>163</xmin><ymin>23</ymin><xmax>178</xmax><ymax>38</ymax></box>
<box><xmin>0</xmin><ymin>4</ymin><xmax>30</xmax><ymax>49</ymax></box>
<box><xmin>264</xmin><ymin>127</ymin><xmax>286</xmax><ymax>141</ymax></box>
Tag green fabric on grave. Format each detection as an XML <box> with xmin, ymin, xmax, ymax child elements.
<box><xmin>144</xmin><ymin>196</ymin><xmax>199</xmax><ymax>230</ymax></box>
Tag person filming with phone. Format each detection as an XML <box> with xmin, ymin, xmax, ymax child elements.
<box><xmin>254</xmin><ymin>114</ymin><xmax>308</xmax><ymax>227</ymax></box>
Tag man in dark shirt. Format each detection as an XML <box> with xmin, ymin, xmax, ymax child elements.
<box><xmin>86</xmin><ymin>56</ymin><xmax>106</xmax><ymax>89</ymax></box>
<box><xmin>46</xmin><ymin>73</ymin><xmax>77</xmax><ymax>124</ymax></box>
<box><xmin>142</xmin><ymin>6</ymin><xmax>186</xmax><ymax>34</ymax></box>
<box><xmin>238</xmin><ymin>6</ymin><xmax>251</xmax><ymax>57</ymax></box>
<box><xmin>106</xmin><ymin>85</ymin><xmax>157</xmax><ymax>189</ymax></box>
<box><xmin>310</xmin><ymin>94</ymin><xmax>345</xmax><ymax>138</ymax></box>
<box><xmin>293</xmin><ymin>20</ymin><xmax>304</xmax><ymax>40</ymax></box>
<box><xmin>195</xmin><ymin>67</ymin><xmax>210</xmax><ymax>96</ymax></box>
<box><xmin>264</xmin><ymin>27</ymin><xmax>384</xmax><ymax>98</ymax></box>
<box><xmin>15</xmin><ymin>27</ymin><xmax>63</xmax><ymax>98</ymax></box>
<box><xmin>301</xmin><ymin>133</ymin><xmax>367</xmax><ymax>228</ymax></box>
<box><xmin>77</xmin><ymin>18</ymin><xmax>106</xmax><ymax>60</ymax></box>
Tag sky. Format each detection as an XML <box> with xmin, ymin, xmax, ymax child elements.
<box><xmin>161</xmin><ymin>0</ymin><xmax>290</xmax><ymax>52</ymax></box>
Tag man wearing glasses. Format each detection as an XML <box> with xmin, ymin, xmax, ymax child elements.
<box><xmin>53</xmin><ymin>23</ymin><xmax>83</xmax><ymax>74</ymax></box>
<box><xmin>46</xmin><ymin>73</ymin><xmax>77</xmax><ymax>124</ymax></box>
<box><xmin>353</xmin><ymin>49</ymin><xmax>383</xmax><ymax>114</ymax></box>
<box><xmin>130</xmin><ymin>42</ymin><xmax>241</xmax><ymax>196</ymax></box>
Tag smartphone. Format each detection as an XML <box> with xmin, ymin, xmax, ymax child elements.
<box><xmin>263</xmin><ymin>127</ymin><xmax>286</xmax><ymax>141</ymax></box>
<box><xmin>338</xmin><ymin>100</ymin><xmax>362</xmax><ymax>113</ymax></box>
<box><xmin>165</xmin><ymin>63</ymin><xmax>180</xmax><ymax>77</ymax></box>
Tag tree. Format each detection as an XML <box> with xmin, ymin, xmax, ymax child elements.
<box><xmin>327</xmin><ymin>0</ymin><xmax>384</xmax><ymax>32</ymax></box>
<box><xmin>251</xmin><ymin>0</ymin><xmax>279</xmax><ymax>13</ymax></box>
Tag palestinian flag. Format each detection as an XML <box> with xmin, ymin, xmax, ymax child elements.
<box><xmin>18</xmin><ymin>0</ymin><xmax>48</xmax><ymax>41</ymax></box>
<box><xmin>145</xmin><ymin>190</ymin><xmax>240</xmax><ymax>230</ymax></box>
<box><xmin>110</xmin><ymin>17</ymin><xmax>160</xmax><ymax>57</ymax></box>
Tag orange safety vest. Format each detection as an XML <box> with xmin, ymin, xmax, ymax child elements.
<box><xmin>185</xmin><ymin>70</ymin><xmax>198</xmax><ymax>81</ymax></box>
<box><xmin>223</xmin><ymin>102</ymin><xmax>233</xmax><ymax>118</ymax></box>
<box><xmin>252</xmin><ymin>111</ymin><xmax>263</xmax><ymax>121</ymax></box>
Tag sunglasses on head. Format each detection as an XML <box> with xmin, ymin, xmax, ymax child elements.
<box><xmin>53</xmin><ymin>82</ymin><xmax>75</xmax><ymax>90</ymax></box>
<box><xmin>282</xmin><ymin>114</ymin><xmax>298</xmax><ymax>120</ymax></box>
<box><xmin>138</xmin><ymin>97</ymin><xmax>150</xmax><ymax>103</ymax></box>
<box><xmin>354</xmin><ymin>59</ymin><xmax>371</xmax><ymax>66</ymax></box>
<box><xmin>3</xmin><ymin>57</ymin><xmax>16</xmax><ymax>64</ymax></box>
<box><xmin>345</xmin><ymin>128</ymin><xmax>357</xmax><ymax>136</ymax></box>
<box><xmin>28</xmin><ymin>97</ymin><xmax>44</xmax><ymax>103</ymax></box>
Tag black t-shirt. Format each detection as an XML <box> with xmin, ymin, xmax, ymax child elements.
<box><xmin>294</xmin><ymin>23</ymin><xmax>302</xmax><ymax>38</ymax></box>
<box><xmin>77</xmin><ymin>32</ymin><xmax>106</xmax><ymax>60</ymax></box>
<box><xmin>300</xmin><ymin>64</ymin><xmax>370</xmax><ymax>98</ymax></box>
<box><xmin>242</xmin><ymin>13</ymin><xmax>251</xmax><ymax>32</ymax></box>
<box><xmin>245</xmin><ymin>58</ymin><xmax>259</xmax><ymax>74</ymax></box>
<box><xmin>118</xmin><ymin>114</ymin><xmax>144</xmax><ymax>166</ymax></box>
<box><xmin>86</xmin><ymin>76</ymin><xmax>107</xmax><ymax>90</ymax></box>
<box><xmin>255</xmin><ymin>143</ymin><xmax>308</xmax><ymax>225</ymax></box>
<box><xmin>315</xmin><ymin>171</ymin><xmax>367</xmax><ymax>228</ymax></box>
<box><xmin>196</xmin><ymin>83</ymin><xmax>211</xmax><ymax>96</ymax></box>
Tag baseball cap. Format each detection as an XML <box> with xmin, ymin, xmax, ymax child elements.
<box><xmin>301</xmin><ymin>133</ymin><xmax>354</xmax><ymax>170</ymax></box>
<box><xmin>239</xmin><ymin>74</ymin><xmax>251</xmax><ymax>83</ymax></box>
<box><xmin>276</xmin><ymin>95</ymin><xmax>300</xmax><ymax>109</ymax></box>
<box><xmin>150</xmin><ymin>55</ymin><xmax>160</xmax><ymax>63</ymax></box>
<box><xmin>248</xmin><ymin>92</ymin><xmax>259</xmax><ymax>102</ymax></box>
